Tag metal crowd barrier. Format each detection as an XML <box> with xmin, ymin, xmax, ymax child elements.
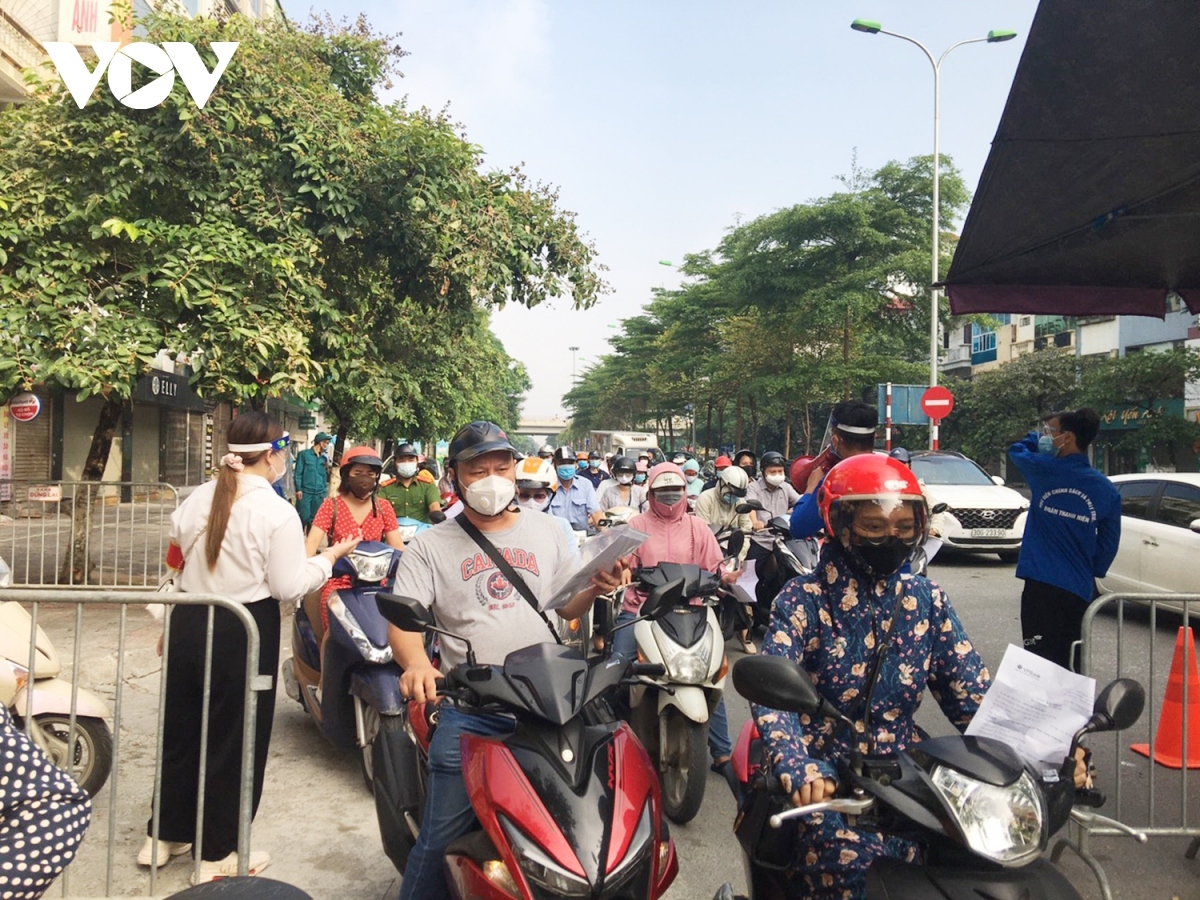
<box><xmin>0</xmin><ymin>481</ymin><xmax>178</xmax><ymax>588</ymax></box>
<box><xmin>2</xmin><ymin>588</ymin><xmax>264</xmax><ymax>895</ymax></box>
<box><xmin>1052</xmin><ymin>592</ymin><xmax>1200</xmax><ymax>900</ymax></box>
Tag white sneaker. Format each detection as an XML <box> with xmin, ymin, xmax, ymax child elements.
<box><xmin>137</xmin><ymin>836</ymin><xmax>192</xmax><ymax>867</ymax></box>
<box><xmin>190</xmin><ymin>849</ymin><xmax>271</xmax><ymax>885</ymax></box>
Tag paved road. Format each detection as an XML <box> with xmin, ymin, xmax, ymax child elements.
<box><xmin>29</xmin><ymin>552</ymin><xmax>1200</xmax><ymax>899</ymax></box>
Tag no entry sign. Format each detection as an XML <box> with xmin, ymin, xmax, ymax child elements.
<box><xmin>8</xmin><ymin>392</ymin><xmax>41</xmax><ymax>422</ymax></box>
<box><xmin>920</xmin><ymin>386</ymin><xmax>955</xmax><ymax>421</ymax></box>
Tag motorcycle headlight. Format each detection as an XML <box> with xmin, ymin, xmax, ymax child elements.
<box><xmin>930</xmin><ymin>765</ymin><xmax>1045</xmax><ymax>866</ymax></box>
<box><xmin>349</xmin><ymin>550</ymin><xmax>395</xmax><ymax>584</ymax></box>
<box><xmin>606</xmin><ymin>804</ymin><xmax>654</xmax><ymax>892</ymax></box>
<box><xmin>326</xmin><ymin>596</ymin><xmax>393</xmax><ymax>665</ymax></box>
<box><xmin>655</xmin><ymin>627</ymin><xmax>712</xmax><ymax>685</ymax></box>
<box><xmin>499</xmin><ymin>816</ymin><xmax>590</xmax><ymax>897</ymax></box>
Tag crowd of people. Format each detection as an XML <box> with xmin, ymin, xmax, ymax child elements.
<box><xmin>101</xmin><ymin>399</ymin><xmax>1117</xmax><ymax>898</ymax></box>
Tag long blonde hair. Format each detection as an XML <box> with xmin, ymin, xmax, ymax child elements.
<box><xmin>207</xmin><ymin>412</ymin><xmax>283</xmax><ymax>569</ymax></box>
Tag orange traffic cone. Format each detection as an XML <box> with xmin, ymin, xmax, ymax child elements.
<box><xmin>1131</xmin><ymin>627</ymin><xmax>1200</xmax><ymax>769</ymax></box>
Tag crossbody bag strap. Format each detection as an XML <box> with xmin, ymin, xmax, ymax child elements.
<box><xmin>456</xmin><ymin>515</ymin><xmax>562</xmax><ymax>644</ymax></box>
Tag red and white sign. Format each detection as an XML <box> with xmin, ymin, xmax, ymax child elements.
<box><xmin>920</xmin><ymin>386</ymin><xmax>955</xmax><ymax>421</ymax></box>
<box><xmin>28</xmin><ymin>485</ymin><xmax>62</xmax><ymax>503</ymax></box>
<box><xmin>8</xmin><ymin>393</ymin><xmax>41</xmax><ymax>423</ymax></box>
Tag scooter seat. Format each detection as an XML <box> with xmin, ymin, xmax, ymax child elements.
<box><xmin>302</xmin><ymin>589</ymin><xmax>326</xmax><ymax>645</ymax></box>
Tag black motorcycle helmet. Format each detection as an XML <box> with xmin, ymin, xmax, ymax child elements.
<box><xmin>553</xmin><ymin>446</ymin><xmax>578</xmax><ymax>466</ymax></box>
<box><xmin>447</xmin><ymin>421</ymin><xmax>518</xmax><ymax>467</ymax></box>
<box><xmin>760</xmin><ymin>451</ymin><xmax>786</xmax><ymax>470</ymax></box>
<box><xmin>394</xmin><ymin>442</ymin><xmax>419</xmax><ymax>460</ymax></box>
<box><xmin>734</xmin><ymin>448</ymin><xmax>757</xmax><ymax>480</ymax></box>
<box><xmin>610</xmin><ymin>455</ymin><xmax>636</xmax><ymax>475</ymax></box>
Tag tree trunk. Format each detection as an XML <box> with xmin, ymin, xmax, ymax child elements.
<box><xmin>705</xmin><ymin>397</ymin><xmax>713</xmax><ymax>456</ymax></box>
<box><xmin>666</xmin><ymin>413</ymin><xmax>674</xmax><ymax>452</ymax></box>
<box><xmin>803</xmin><ymin>401</ymin><xmax>813</xmax><ymax>455</ymax></box>
<box><xmin>734</xmin><ymin>397</ymin><xmax>743</xmax><ymax>449</ymax></box>
<box><xmin>749</xmin><ymin>396</ymin><xmax>759</xmax><ymax>452</ymax></box>
<box><xmin>783</xmin><ymin>403</ymin><xmax>792</xmax><ymax>459</ymax></box>
<box><xmin>59</xmin><ymin>395</ymin><xmax>126</xmax><ymax>585</ymax></box>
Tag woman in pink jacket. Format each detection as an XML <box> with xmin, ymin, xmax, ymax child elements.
<box><xmin>612</xmin><ymin>462</ymin><xmax>738</xmax><ymax>779</ymax></box>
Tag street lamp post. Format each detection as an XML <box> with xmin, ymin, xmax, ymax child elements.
<box><xmin>569</xmin><ymin>345</ymin><xmax>579</xmax><ymax>384</ymax></box>
<box><xmin>851</xmin><ymin>19</ymin><xmax>1016</xmax><ymax>448</ymax></box>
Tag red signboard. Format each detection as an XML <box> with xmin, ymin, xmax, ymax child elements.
<box><xmin>8</xmin><ymin>392</ymin><xmax>41</xmax><ymax>422</ymax></box>
<box><xmin>920</xmin><ymin>386</ymin><xmax>955</xmax><ymax>421</ymax></box>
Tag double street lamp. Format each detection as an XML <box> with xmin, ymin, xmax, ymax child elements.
<box><xmin>850</xmin><ymin>19</ymin><xmax>1016</xmax><ymax>444</ymax></box>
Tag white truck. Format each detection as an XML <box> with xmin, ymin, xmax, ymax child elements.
<box><xmin>587</xmin><ymin>431</ymin><xmax>663</xmax><ymax>460</ymax></box>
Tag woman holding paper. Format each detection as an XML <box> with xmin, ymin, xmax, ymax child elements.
<box><xmin>752</xmin><ymin>454</ymin><xmax>992</xmax><ymax>900</ymax></box>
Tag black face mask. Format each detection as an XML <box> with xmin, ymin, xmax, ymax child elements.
<box><xmin>855</xmin><ymin>539</ymin><xmax>912</xmax><ymax>578</ymax></box>
<box><xmin>741</xmin><ymin>464</ymin><xmax>757</xmax><ymax>481</ymax></box>
<box><xmin>347</xmin><ymin>474</ymin><xmax>377</xmax><ymax>500</ymax></box>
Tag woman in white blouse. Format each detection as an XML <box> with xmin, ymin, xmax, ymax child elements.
<box><xmin>140</xmin><ymin>412</ymin><xmax>359</xmax><ymax>884</ymax></box>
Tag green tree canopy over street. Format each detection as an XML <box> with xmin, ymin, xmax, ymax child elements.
<box><xmin>0</xmin><ymin>10</ymin><xmax>600</xmax><ymax>477</ymax></box>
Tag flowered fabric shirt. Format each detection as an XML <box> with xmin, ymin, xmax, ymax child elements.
<box><xmin>753</xmin><ymin>543</ymin><xmax>990</xmax><ymax>900</ymax></box>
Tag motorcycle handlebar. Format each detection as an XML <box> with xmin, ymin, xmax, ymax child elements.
<box><xmin>631</xmin><ymin>662</ymin><xmax>666</xmax><ymax>678</ymax></box>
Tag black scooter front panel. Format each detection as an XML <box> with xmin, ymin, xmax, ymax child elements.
<box><xmin>865</xmin><ymin>857</ymin><xmax>1082</xmax><ymax>900</ymax></box>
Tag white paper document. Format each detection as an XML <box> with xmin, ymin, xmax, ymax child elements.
<box><xmin>732</xmin><ymin>558</ymin><xmax>758</xmax><ymax>604</ymax></box>
<box><xmin>965</xmin><ymin>644</ymin><xmax>1095</xmax><ymax>771</ymax></box>
<box><xmin>547</xmin><ymin>526</ymin><xmax>650</xmax><ymax>610</ymax></box>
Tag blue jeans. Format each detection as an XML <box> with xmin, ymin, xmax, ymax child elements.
<box><xmin>612</xmin><ymin>611</ymin><xmax>733</xmax><ymax>761</ymax></box>
<box><xmin>398</xmin><ymin>706</ymin><xmax>515</xmax><ymax>900</ymax></box>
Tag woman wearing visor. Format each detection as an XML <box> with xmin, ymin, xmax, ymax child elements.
<box><xmin>144</xmin><ymin>412</ymin><xmax>359</xmax><ymax>883</ymax></box>
<box><xmin>753</xmin><ymin>454</ymin><xmax>991</xmax><ymax>900</ymax></box>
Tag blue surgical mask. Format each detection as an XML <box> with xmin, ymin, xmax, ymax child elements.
<box><xmin>722</xmin><ymin>492</ymin><xmax>737</xmax><ymax>506</ymax></box>
<box><xmin>633</xmin><ymin>473</ymin><xmax>647</xmax><ymax>485</ymax></box>
<box><xmin>1037</xmin><ymin>434</ymin><xmax>1059</xmax><ymax>457</ymax></box>
<box><xmin>557</xmin><ymin>465</ymin><xmax>577</xmax><ymax>482</ymax></box>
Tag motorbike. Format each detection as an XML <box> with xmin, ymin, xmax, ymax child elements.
<box><xmin>395</xmin><ymin>516</ymin><xmax>432</xmax><ymax>545</ymax></box>
<box><xmin>281</xmin><ymin>540</ymin><xmax>404</xmax><ymax>788</ymax></box>
<box><xmin>0</xmin><ymin>597</ymin><xmax>113</xmax><ymax>796</ymax></box>
<box><xmin>372</xmin><ymin>586</ymin><xmax>682</xmax><ymax>899</ymax></box>
<box><xmin>737</xmin><ymin>500</ymin><xmax>818</xmax><ymax>630</ymax></box>
<box><xmin>619</xmin><ymin>552</ymin><xmax>740</xmax><ymax>825</ymax></box>
<box><xmin>722</xmin><ymin>654</ymin><xmax>1147</xmax><ymax>900</ymax></box>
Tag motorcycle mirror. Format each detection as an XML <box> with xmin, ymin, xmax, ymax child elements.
<box><xmin>732</xmin><ymin>656</ymin><xmax>839</xmax><ymax>720</ymax></box>
<box><xmin>641</xmin><ymin>577</ymin><xmax>686</xmax><ymax>620</ymax></box>
<box><xmin>726</xmin><ymin>530</ymin><xmax>746</xmax><ymax>558</ymax></box>
<box><xmin>1191</xmin><ymin>518</ymin><xmax>1200</xmax><ymax>534</ymax></box>
<box><xmin>769</xmin><ymin>515</ymin><xmax>791</xmax><ymax>533</ymax></box>
<box><xmin>738</xmin><ymin>499</ymin><xmax>765</xmax><ymax>513</ymax></box>
<box><xmin>375</xmin><ymin>593</ymin><xmax>434</xmax><ymax>633</ymax></box>
<box><xmin>1092</xmin><ymin>678</ymin><xmax>1146</xmax><ymax>733</ymax></box>
<box><xmin>930</xmin><ymin>502</ymin><xmax>949</xmax><ymax>515</ymax></box>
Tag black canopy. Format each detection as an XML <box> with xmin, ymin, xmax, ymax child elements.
<box><xmin>944</xmin><ymin>0</ymin><xmax>1200</xmax><ymax>318</ymax></box>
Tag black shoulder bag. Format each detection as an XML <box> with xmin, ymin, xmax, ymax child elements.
<box><xmin>456</xmin><ymin>515</ymin><xmax>562</xmax><ymax>644</ymax></box>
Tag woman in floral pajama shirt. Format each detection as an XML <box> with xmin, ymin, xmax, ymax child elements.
<box><xmin>752</xmin><ymin>454</ymin><xmax>991</xmax><ymax>900</ymax></box>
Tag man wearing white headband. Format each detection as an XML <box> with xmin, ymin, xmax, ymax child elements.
<box><xmin>789</xmin><ymin>401</ymin><xmax>879</xmax><ymax>540</ymax></box>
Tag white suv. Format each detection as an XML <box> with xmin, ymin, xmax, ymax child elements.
<box><xmin>909</xmin><ymin>451</ymin><xmax>1029</xmax><ymax>563</ymax></box>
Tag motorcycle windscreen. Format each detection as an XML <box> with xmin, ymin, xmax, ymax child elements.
<box><xmin>500</xmin><ymin>643</ymin><xmax>589</xmax><ymax>726</ymax></box>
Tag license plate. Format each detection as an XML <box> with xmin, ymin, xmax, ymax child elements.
<box><xmin>971</xmin><ymin>528</ymin><xmax>1008</xmax><ymax>537</ymax></box>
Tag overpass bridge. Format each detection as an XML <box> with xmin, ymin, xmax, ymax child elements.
<box><xmin>515</xmin><ymin>418</ymin><xmax>569</xmax><ymax>446</ymax></box>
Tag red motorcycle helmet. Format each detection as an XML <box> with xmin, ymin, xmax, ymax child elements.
<box><xmin>818</xmin><ymin>454</ymin><xmax>928</xmax><ymax>560</ymax></box>
<box><xmin>339</xmin><ymin>446</ymin><xmax>383</xmax><ymax>481</ymax></box>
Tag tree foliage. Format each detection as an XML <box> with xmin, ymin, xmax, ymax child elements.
<box><xmin>0</xmin><ymin>11</ymin><xmax>598</xmax><ymax>474</ymax></box>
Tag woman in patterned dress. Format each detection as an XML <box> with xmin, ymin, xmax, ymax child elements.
<box><xmin>305</xmin><ymin>446</ymin><xmax>405</xmax><ymax>629</ymax></box>
<box><xmin>753</xmin><ymin>454</ymin><xmax>991</xmax><ymax>900</ymax></box>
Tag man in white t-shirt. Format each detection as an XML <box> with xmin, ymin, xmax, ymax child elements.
<box><xmin>388</xmin><ymin>421</ymin><xmax>627</xmax><ymax>900</ymax></box>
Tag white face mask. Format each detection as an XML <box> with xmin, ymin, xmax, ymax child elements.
<box><xmin>462</xmin><ymin>475</ymin><xmax>516</xmax><ymax>516</ymax></box>
<box><xmin>518</xmin><ymin>496</ymin><xmax>551</xmax><ymax>514</ymax></box>
<box><xmin>765</xmin><ymin>473</ymin><xmax>786</xmax><ymax>488</ymax></box>
<box><xmin>617</xmin><ymin>473</ymin><xmax>634</xmax><ymax>485</ymax></box>
<box><xmin>268</xmin><ymin>452</ymin><xmax>286</xmax><ymax>484</ymax></box>
<box><xmin>397</xmin><ymin>462</ymin><xmax>419</xmax><ymax>479</ymax></box>
<box><xmin>685</xmin><ymin>472</ymin><xmax>698</xmax><ymax>482</ymax></box>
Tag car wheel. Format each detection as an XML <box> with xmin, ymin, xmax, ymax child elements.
<box><xmin>997</xmin><ymin>550</ymin><xmax>1020</xmax><ymax>564</ymax></box>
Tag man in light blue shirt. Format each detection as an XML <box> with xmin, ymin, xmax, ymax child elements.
<box><xmin>547</xmin><ymin>447</ymin><xmax>602</xmax><ymax>531</ymax></box>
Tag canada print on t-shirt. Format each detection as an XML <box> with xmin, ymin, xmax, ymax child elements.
<box><xmin>461</xmin><ymin>548</ymin><xmax>541</xmax><ymax>610</ymax></box>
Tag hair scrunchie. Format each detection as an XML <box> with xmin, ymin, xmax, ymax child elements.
<box><xmin>220</xmin><ymin>453</ymin><xmax>245</xmax><ymax>472</ymax></box>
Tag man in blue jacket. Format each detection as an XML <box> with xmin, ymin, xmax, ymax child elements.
<box><xmin>1008</xmin><ymin>408</ymin><xmax>1120</xmax><ymax>671</ymax></box>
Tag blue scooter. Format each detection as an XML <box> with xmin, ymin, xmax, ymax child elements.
<box><xmin>282</xmin><ymin>540</ymin><xmax>404</xmax><ymax>788</ymax></box>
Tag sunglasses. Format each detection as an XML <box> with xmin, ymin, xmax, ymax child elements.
<box><xmin>518</xmin><ymin>490</ymin><xmax>551</xmax><ymax>503</ymax></box>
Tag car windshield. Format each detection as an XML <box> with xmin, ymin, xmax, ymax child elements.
<box><xmin>911</xmin><ymin>455</ymin><xmax>995</xmax><ymax>486</ymax></box>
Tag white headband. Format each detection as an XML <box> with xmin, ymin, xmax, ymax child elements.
<box><xmin>228</xmin><ymin>432</ymin><xmax>290</xmax><ymax>453</ymax></box>
<box><xmin>836</xmin><ymin>424</ymin><xmax>877</xmax><ymax>435</ymax></box>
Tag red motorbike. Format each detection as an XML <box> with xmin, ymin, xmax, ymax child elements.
<box><xmin>374</xmin><ymin>586</ymin><xmax>682</xmax><ymax>899</ymax></box>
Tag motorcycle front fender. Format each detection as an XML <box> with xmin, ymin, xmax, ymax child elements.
<box><xmin>350</xmin><ymin>664</ymin><xmax>405</xmax><ymax>717</ymax></box>
<box><xmin>14</xmin><ymin>678</ymin><xmax>111</xmax><ymax>719</ymax></box>
<box><xmin>657</xmin><ymin>685</ymin><xmax>712</xmax><ymax>723</ymax></box>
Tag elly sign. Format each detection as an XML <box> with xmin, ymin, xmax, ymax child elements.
<box><xmin>43</xmin><ymin>41</ymin><xmax>239</xmax><ymax>110</ymax></box>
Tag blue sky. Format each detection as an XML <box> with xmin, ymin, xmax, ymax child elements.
<box><xmin>316</xmin><ymin>1</ymin><xmax>1041</xmax><ymax>418</ymax></box>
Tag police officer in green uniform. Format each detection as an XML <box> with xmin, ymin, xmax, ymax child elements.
<box><xmin>378</xmin><ymin>443</ymin><xmax>446</xmax><ymax>524</ymax></box>
<box><xmin>293</xmin><ymin>432</ymin><xmax>331</xmax><ymax>532</ymax></box>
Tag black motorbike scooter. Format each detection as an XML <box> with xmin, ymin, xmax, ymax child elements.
<box><xmin>720</xmin><ymin>654</ymin><xmax>1147</xmax><ymax>900</ymax></box>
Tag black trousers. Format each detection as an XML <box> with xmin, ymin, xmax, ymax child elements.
<box><xmin>149</xmin><ymin>599</ymin><xmax>280</xmax><ymax>860</ymax></box>
<box><xmin>1020</xmin><ymin>578</ymin><xmax>1090</xmax><ymax>672</ymax></box>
